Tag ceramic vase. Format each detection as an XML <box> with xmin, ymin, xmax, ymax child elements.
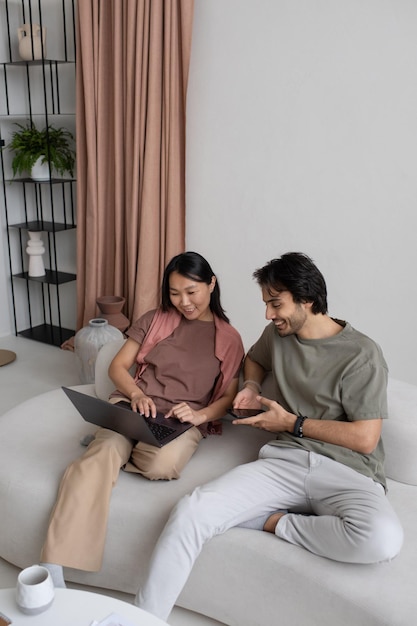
<box><xmin>74</xmin><ymin>318</ymin><xmax>123</xmax><ymax>384</ymax></box>
<box><xmin>17</xmin><ymin>23</ymin><xmax>46</xmax><ymax>61</ymax></box>
<box><xmin>31</xmin><ymin>157</ymin><xmax>50</xmax><ymax>181</ymax></box>
<box><xmin>96</xmin><ymin>296</ymin><xmax>130</xmax><ymax>333</ymax></box>
<box><xmin>26</xmin><ymin>231</ymin><xmax>46</xmax><ymax>277</ymax></box>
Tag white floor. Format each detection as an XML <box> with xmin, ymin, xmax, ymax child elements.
<box><xmin>0</xmin><ymin>335</ymin><xmax>225</xmax><ymax>626</ymax></box>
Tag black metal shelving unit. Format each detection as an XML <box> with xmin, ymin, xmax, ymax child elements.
<box><xmin>1</xmin><ymin>0</ymin><xmax>76</xmax><ymax>346</ymax></box>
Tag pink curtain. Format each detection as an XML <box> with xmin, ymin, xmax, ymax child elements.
<box><xmin>75</xmin><ymin>0</ymin><xmax>194</xmax><ymax>329</ymax></box>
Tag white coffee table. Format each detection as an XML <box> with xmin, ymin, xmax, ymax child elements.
<box><xmin>0</xmin><ymin>588</ymin><xmax>168</xmax><ymax>626</ymax></box>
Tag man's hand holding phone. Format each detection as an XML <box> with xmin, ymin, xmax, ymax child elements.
<box><xmin>230</xmin><ymin>396</ymin><xmax>296</xmax><ymax>434</ymax></box>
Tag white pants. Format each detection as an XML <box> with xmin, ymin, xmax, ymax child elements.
<box><xmin>136</xmin><ymin>446</ymin><xmax>403</xmax><ymax>620</ymax></box>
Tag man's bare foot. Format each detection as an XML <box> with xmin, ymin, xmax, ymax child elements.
<box><xmin>263</xmin><ymin>511</ymin><xmax>286</xmax><ymax>533</ymax></box>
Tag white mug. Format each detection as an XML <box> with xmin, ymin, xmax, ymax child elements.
<box><xmin>16</xmin><ymin>565</ymin><xmax>55</xmax><ymax>614</ymax></box>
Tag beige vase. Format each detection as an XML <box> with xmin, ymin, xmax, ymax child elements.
<box><xmin>17</xmin><ymin>23</ymin><xmax>46</xmax><ymax>61</ymax></box>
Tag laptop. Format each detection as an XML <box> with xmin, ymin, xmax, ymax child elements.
<box><xmin>62</xmin><ymin>386</ymin><xmax>193</xmax><ymax>447</ymax></box>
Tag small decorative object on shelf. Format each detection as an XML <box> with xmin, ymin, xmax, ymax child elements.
<box><xmin>26</xmin><ymin>231</ymin><xmax>46</xmax><ymax>277</ymax></box>
<box><xmin>17</xmin><ymin>23</ymin><xmax>46</xmax><ymax>61</ymax></box>
<box><xmin>7</xmin><ymin>122</ymin><xmax>75</xmax><ymax>180</ymax></box>
<box><xmin>74</xmin><ymin>318</ymin><xmax>123</xmax><ymax>383</ymax></box>
<box><xmin>96</xmin><ymin>296</ymin><xmax>130</xmax><ymax>333</ymax></box>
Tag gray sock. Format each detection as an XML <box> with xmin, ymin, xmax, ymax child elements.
<box><xmin>40</xmin><ymin>562</ymin><xmax>66</xmax><ymax>588</ymax></box>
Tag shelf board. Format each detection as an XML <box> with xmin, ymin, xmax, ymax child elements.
<box><xmin>10</xmin><ymin>221</ymin><xmax>76</xmax><ymax>232</ymax></box>
<box><xmin>18</xmin><ymin>324</ymin><xmax>74</xmax><ymax>347</ymax></box>
<box><xmin>4</xmin><ymin>177</ymin><xmax>76</xmax><ymax>184</ymax></box>
<box><xmin>0</xmin><ymin>113</ymin><xmax>75</xmax><ymax>118</ymax></box>
<box><xmin>13</xmin><ymin>269</ymin><xmax>76</xmax><ymax>284</ymax></box>
<box><xmin>3</xmin><ymin>59</ymin><xmax>75</xmax><ymax>66</ymax></box>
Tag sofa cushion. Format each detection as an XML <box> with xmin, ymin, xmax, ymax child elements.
<box><xmin>178</xmin><ymin>476</ymin><xmax>417</xmax><ymax>626</ymax></box>
<box><xmin>1</xmin><ymin>359</ymin><xmax>417</xmax><ymax>625</ymax></box>
<box><xmin>0</xmin><ymin>387</ymin><xmax>272</xmax><ymax>588</ymax></box>
<box><xmin>383</xmin><ymin>378</ymin><xmax>417</xmax><ymax>486</ymax></box>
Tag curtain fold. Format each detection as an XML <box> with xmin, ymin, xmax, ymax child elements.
<box><xmin>75</xmin><ymin>0</ymin><xmax>194</xmax><ymax>329</ymax></box>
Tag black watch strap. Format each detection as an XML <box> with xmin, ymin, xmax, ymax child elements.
<box><xmin>293</xmin><ymin>415</ymin><xmax>307</xmax><ymax>438</ymax></box>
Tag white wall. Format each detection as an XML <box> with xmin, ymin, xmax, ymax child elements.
<box><xmin>186</xmin><ymin>0</ymin><xmax>417</xmax><ymax>385</ymax></box>
<box><xmin>1</xmin><ymin>0</ymin><xmax>416</xmax><ymax>384</ymax></box>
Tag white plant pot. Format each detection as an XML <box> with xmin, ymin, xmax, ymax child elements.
<box><xmin>31</xmin><ymin>157</ymin><xmax>51</xmax><ymax>181</ymax></box>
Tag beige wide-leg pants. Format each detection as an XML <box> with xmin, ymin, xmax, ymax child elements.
<box><xmin>40</xmin><ymin>426</ymin><xmax>202</xmax><ymax>571</ymax></box>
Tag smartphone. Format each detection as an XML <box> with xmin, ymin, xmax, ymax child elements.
<box><xmin>227</xmin><ymin>408</ymin><xmax>264</xmax><ymax>419</ymax></box>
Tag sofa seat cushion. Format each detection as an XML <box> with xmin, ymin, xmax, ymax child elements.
<box><xmin>0</xmin><ymin>386</ymin><xmax>272</xmax><ymax>592</ymax></box>
<box><xmin>1</xmin><ymin>375</ymin><xmax>417</xmax><ymax>625</ymax></box>
<box><xmin>178</xmin><ymin>476</ymin><xmax>417</xmax><ymax>626</ymax></box>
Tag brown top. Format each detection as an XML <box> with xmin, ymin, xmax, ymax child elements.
<box><xmin>127</xmin><ymin>310</ymin><xmax>220</xmax><ymax>414</ymax></box>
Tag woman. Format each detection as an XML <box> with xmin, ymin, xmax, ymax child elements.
<box><xmin>40</xmin><ymin>252</ymin><xmax>244</xmax><ymax>586</ymax></box>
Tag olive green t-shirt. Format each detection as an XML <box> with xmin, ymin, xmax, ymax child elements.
<box><xmin>248</xmin><ymin>320</ymin><xmax>388</xmax><ymax>488</ymax></box>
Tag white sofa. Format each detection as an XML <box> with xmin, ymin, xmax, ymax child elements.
<box><xmin>1</xmin><ymin>340</ymin><xmax>417</xmax><ymax>626</ymax></box>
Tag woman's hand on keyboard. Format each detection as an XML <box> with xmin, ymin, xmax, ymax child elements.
<box><xmin>165</xmin><ymin>402</ymin><xmax>206</xmax><ymax>426</ymax></box>
<box><xmin>130</xmin><ymin>392</ymin><xmax>157</xmax><ymax>418</ymax></box>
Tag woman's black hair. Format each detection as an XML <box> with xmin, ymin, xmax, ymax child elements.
<box><xmin>161</xmin><ymin>251</ymin><xmax>230</xmax><ymax>323</ymax></box>
<box><xmin>253</xmin><ymin>252</ymin><xmax>328</xmax><ymax>314</ymax></box>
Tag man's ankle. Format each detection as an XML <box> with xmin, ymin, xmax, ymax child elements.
<box><xmin>263</xmin><ymin>511</ymin><xmax>286</xmax><ymax>533</ymax></box>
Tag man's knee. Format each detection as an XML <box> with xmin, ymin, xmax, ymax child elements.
<box><xmin>347</xmin><ymin>511</ymin><xmax>404</xmax><ymax>564</ymax></box>
<box><xmin>368</xmin><ymin>514</ymin><xmax>404</xmax><ymax>562</ymax></box>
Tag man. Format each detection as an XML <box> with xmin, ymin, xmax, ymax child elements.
<box><xmin>135</xmin><ymin>252</ymin><xmax>403</xmax><ymax>620</ymax></box>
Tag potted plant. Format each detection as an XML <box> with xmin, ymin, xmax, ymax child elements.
<box><xmin>7</xmin><ymin>121</ymin><xmax>75</xmax><ymax>181</ymax></box>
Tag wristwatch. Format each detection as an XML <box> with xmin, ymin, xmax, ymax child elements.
<box><xmin>293</xmin><ymin>414</ymin><xmax>307</xmax><ymax>438</ymax></box>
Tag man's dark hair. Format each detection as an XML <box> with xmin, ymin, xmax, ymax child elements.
<box><xmin>253</xmin><ymin>252</ymin><xmax>328</xmax><ymax>314</ymax></box>
<box><xmin>161</xmin><ymin>251</ymin><xmax>229</xmax><ymax>322</ymax></box>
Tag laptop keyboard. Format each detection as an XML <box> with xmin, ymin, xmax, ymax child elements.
<box><xmin>145</xmin><ymin>418</ymin><xmax>176</xmax><ymax>441</ymax></box>
<box><xmin>116</xmin><ymin>401</ymin><xmax>176</xmax><ymax>441</ymax></box>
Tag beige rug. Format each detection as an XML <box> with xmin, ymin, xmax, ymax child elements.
<box><xmin>0</xmin><ymin>350</ymin><xmax>16</xmax><ymax>367</ymax></box>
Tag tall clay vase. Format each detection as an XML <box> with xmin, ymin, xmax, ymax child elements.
<box><xmin>96</xmin><ymin>296</ymin><xmax>130</xmax><ymax>333</ymax></box>
<box><xmin>74</xmin><ymin>318</ymin><xmax>123</xmax><ymax>384</ymax></box>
